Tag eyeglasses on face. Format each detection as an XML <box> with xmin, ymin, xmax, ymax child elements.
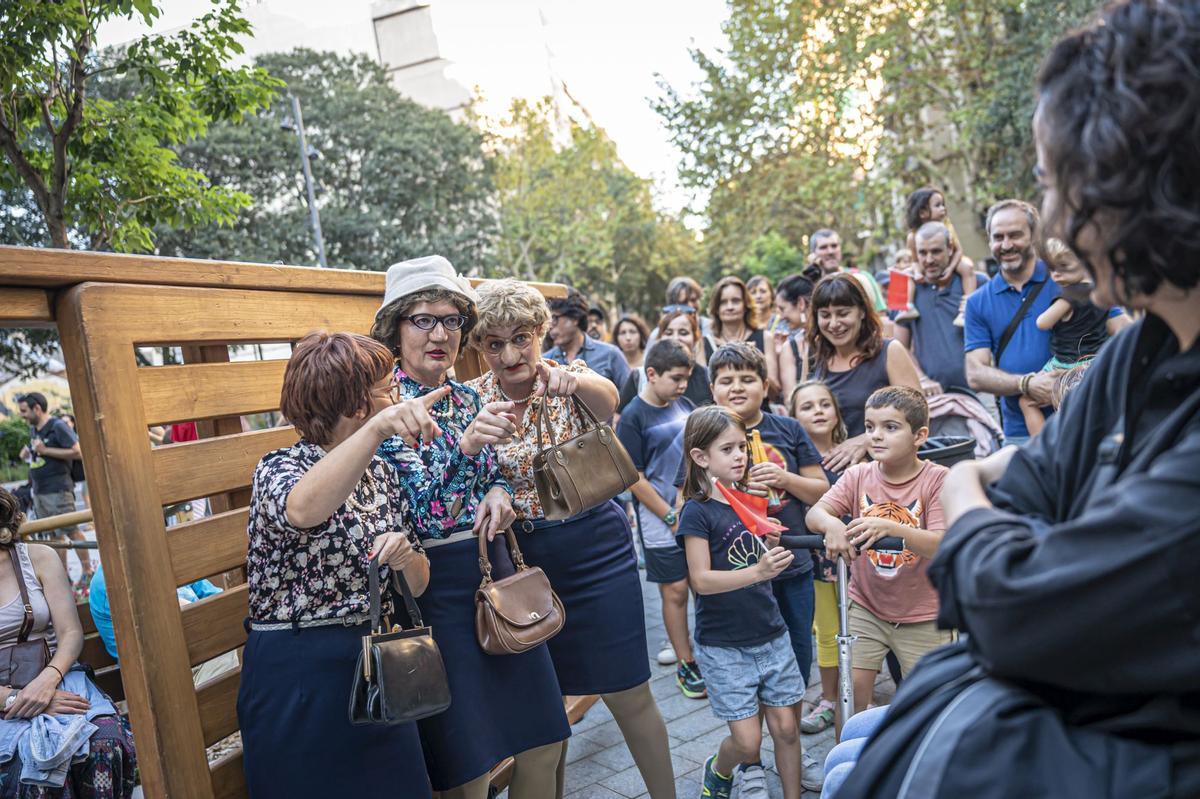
<box><xmin>482</xmin><ymin>331</ymin><xmax>535</xmax><ymax>355</ymax></box>
<box><xmin>401</xmin><ymin>314</ymin><xmax>468</xmax><ymax>332</ymax></box>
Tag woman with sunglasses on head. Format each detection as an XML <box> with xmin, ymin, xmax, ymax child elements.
<box><xmin>370</xmin><ymin>257</ymin><xmax>569</xmax><ymax>799</ymax></box>
<box><xmin>238</xmin><ymin>331</ymin><xmax>433</xmax><ymax>798</ymax></box>
<box><xmin>466</xmin><ymin>279</ymin><xmax>676</xmax><ymax>799</ymax></box>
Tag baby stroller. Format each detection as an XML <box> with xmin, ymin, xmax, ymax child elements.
<box><xmin>926</xmin><ymin>387</ymin><xmax>1002</xmax><ymax>458</ymax></box>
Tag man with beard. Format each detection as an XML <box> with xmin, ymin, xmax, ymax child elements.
<box><xmin>896</xmin><ymin>222</ymin><xmax>978</xmax><ymax>395</ymax></box>
<box><xmin>963</xmin><ymin>201</ymin><xmax>1061</xmax><ymax>442</ymax></box>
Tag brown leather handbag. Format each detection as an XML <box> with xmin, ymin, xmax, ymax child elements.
<box><xmin>474</xmin><ymin>529</ymin><xmax>565</xmax><ymax>655</ymax></box>
<box><xmin>349</xmin><ymin>560</ymin><xmax>451</xmax><ymax>725</ymax></box>
<box><xmin>532</xmin><ymin>394</ymin><xmax>639</xmax><ymax>520</ymax></box>
<box><xmin>0</xmin><ymin>547</ymin><xmax>51</xmax><ymax>689</ymax></box>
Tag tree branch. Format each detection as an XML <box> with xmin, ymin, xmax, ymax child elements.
<box><xmin>0</xmin><ymin>102</ymin><xmax>53</xmax><ymax>220</ymax></box>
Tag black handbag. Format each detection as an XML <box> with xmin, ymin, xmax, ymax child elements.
<box><xmin>348</xmin><ymin>560</ymin><xmax>451</xmax><ymax>725</ymax></box>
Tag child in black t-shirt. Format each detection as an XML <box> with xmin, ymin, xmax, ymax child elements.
<box><xmin>677</xmin><ymin>405</ymin><xmax>806</xmax><ymax>799</ymax></box>
<box><xmin>1019</xmin><ymin>238</ymin><xmax>1131</xmax><ymax>434</ymax></box>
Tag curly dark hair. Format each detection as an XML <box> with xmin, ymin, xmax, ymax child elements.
<box><xmin>904</xmin><ymin>186</ymin><xmax>941</xmax><ymax>232</ymax></box>
<box><xmin>1036</xmin><ymin>0</ymin><xmax>1200</xmax><ymax>299</ymax></box>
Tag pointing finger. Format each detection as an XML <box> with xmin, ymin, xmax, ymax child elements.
<box><xmin>420</xmin><ymin>385</ymin><xmax>453</xmax><ymax>409</ymax></box>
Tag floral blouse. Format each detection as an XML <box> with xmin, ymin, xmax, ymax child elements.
<box><xmin>467</xmin><ymin>359</ymin><xmax>594</xmax><ymax>519</ymax></box>
<box><xmin>377</xmin><ymin>368</ymin><xmax>510</xmax><ymax>541</ymax></box>
<box><xmin>246</xmin><ymin>440</ymin><xmax>420</xmax><ymax>622</ymax></box>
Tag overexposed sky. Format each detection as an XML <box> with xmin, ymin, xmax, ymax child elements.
<box><xmin>99</xmin><ymin>0</ymin><xmax>730</xmax><ymax>214</ymax></box>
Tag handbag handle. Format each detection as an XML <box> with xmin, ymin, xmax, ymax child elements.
<box><xmin>7</xmin><ymin>547</ymin><xmax>34</xmax><ymax>643</ymax></box>
<box><xmin>477</xmin><ymin>528</ymin><xmax>528</xmax><ymax>585</ymax></box>
<box><xmin>533</xmin><ymin>392</ymin><xmax>604</xmax><ymax>455</ymax></box>
<box><xmin>367</xmin><ymin>556</ymin><xmax>424</xmax><ymax>635</ymax></box>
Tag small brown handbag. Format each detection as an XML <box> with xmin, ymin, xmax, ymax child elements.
<box><xmin>474</xmin><ymin>529</ymin><xmax>565</xmax><ymax>655</ymax></box>
<box><xmin>532</xmin><ymin>394</ymin><xmax>639</xmax><ymax>521</ymax></box>
<box><xmin>0</xmin><ymin>547</ymin><xmax>51</xmax><ymax>689</ymax></box>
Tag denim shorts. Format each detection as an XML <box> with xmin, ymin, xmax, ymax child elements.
<box><xmin>694</xmin><ymin>632</ymin><xmax>805</xmax><ymax>721</ymax></box>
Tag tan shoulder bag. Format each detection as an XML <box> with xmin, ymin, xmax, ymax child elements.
<box><xmin>474</xmin><ymin>529</ymin><xmax>565</xmax><ymax>655</ymax></box>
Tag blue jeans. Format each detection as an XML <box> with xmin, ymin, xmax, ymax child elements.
<box><xmin>821</xmin><ymin>705</ymin><xmax>888</xmax><ymax>798</ymax></box>
<box><xmin>772</xmin><ymin>569</ymin><xmax>815</xmax><ymax>684</ymax></box>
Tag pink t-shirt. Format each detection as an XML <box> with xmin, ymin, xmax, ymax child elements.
<box><xmin>819</xmin><ymin>460</ymin><xmax>948</xmax><ymax>623</ymax></box>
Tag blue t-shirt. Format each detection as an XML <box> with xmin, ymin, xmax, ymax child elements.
<box><xmin>897</xmin><ymin>272</ymin><xmax>976</xmax><ymax>392</ymax></box>
<box><xmin>963</xmin><ymin>261</ymin><xmax>1061</xmax><ymax>438</ymax></box>
<box><xmin>544</xmin><ymin>336</ymin><xmax>632</xmax><ymax>395</ymax></box>
<box><xmin>89</xmin><ymin>565</ymin><xmax>222</xmax><ymax>661</ymax></box>
<box><xmin>677</xmin><ymin>499</ymin><xmax>786</xmax><ymax>647</ymax></box>
<box><xmin>616</xmin><ymin>395</ymin><xmax>693</xmax><ymax>548</ymax></box>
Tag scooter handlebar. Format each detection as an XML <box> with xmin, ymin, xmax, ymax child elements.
<box><xmin>778</xmin><ymin>534</ymin><xmax>906</xmax><ymax>552</ymax></box>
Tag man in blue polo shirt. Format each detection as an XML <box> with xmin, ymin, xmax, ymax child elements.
<box><xmin>964</xmin><ymin>200</ymin><xmax>1062</xmax><ymax>442</ymax></box>
<box><xmin>544</xmin><ymin>288</ymin><xmax>632</xmax><ymax>393</ymax></box>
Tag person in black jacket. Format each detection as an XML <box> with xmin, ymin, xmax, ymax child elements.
<box><xmin>828</xmin><ymin>2</ymin><xmax>1200</xmax><ymax>797</ymax></box>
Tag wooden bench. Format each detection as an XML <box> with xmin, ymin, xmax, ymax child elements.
<box><xmin>0</xmin><ymin>246</ymin><xmax>575</xmax><ymax>799</ymax></box>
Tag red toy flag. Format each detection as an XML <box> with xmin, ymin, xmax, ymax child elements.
<box><xmin>887</xmin><ymin>269</ymin><xmax>911</xmax><ymax>312</ymax></box>
<box><xmin>716</xmin><ymin>481</ymin><xmax>788</xmax><ymax>537</ymax></box>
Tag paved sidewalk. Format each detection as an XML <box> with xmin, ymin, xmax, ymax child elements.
<box><xmin>511</xmin><ymin>569</ymin><xmax>896</xmax><ymax>799</ymax></box>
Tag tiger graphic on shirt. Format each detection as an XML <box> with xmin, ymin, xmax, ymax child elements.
<box><xmin>858</xmin><ymin>495</ymin><xmax>921</xmax><ymax>579</ymax></box>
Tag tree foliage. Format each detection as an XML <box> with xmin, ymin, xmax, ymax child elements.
<box><xmin>655</xmin><ymin>0</ymin><xmax>1097</xmax><ymax>269</ymax></box>
<box><xmin>487</xmin><ymin>98</ymin><xmax>701</xmax><ymax>318</ymax></box>
<box><xmin>154</xmin><ymin>49</ymin><xmax>496</xmax><ymax>270</ymax></box>
<box><xmin>0</xmin><ymin>0</ymin><xmax>280</xmax><ymax>251</ymax></box>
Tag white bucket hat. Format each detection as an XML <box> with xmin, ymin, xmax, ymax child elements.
<box><xmin>374</xmin><ymin>255</ymin><xmax>479</xmax><ymax>322</ymax></box>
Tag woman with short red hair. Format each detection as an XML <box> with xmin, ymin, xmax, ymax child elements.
<box><xmin>237</xmin><ymin>331</ymin><xmax>441</xmax><ymax>798</ymax></box>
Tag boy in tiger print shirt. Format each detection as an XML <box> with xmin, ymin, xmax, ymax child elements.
<box><xmin>806</xmin><ymin>386</ymin><xmax>953</xmax><ymax>715</ymax></box>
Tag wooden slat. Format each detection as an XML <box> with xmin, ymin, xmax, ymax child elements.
<box><xmin>92</xmin><ymin>666</ymin><xmax>125</xmax><ymax>703</ymax></box>
<box><xmin>18</xmin><ymin>509</ymin><xmax>93</xmax><ymax>536</ymax></box>
<box><xmin>182</xmin><ymin>585</ymin><xmax>249</xmax><ymax>666</ymax></box>
<box><xmin>197</xmin><ymin>667</ymin><xmax>241</xmax><ymax>746</ymax></box>
<box><xmin>210</xmin><ymin>748</ymin><xmax>246</xmax><ymax>799</ymax></box>
<box><xmin>58</xmin><ymin>285</ymin><xmax>212</xmax><ymax>797</ymax></box>
<box><xmin>0</xmin><ymin>244</ymin><xmax>566</xmax><ymax>299</ymax></box>
<box><xmin>0</xmin><ymin>287</ymin><xmax>53</xmax><ymax>325</ymax></box>
<box><xmin>168</xmin><ymin>509</ymin><xmax>250</xmax><ymax>587</ymax></box>
<box><xmin>140</xmin><ymin>360</ymin><xmax>287</xmax><ymax>426</ymax></box>
<box><xmin>80</xmin><ymin>634</ymin><xmax>118</xmax><ymax>671</ymax></box>
<box><xmin>77</xmin><ymin>603</ymin><xmax>99</xmax><ymax>636</ymax></box>
<box><xmin>154</xmin><ymin>427</ymin><xmax>298</xmax><ymax>505</ymax></box>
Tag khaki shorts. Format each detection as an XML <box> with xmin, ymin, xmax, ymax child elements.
<box><xmin>848</xmin><ymin>600</ymin><xmax>955</xmax><ymax>676</ymax></box>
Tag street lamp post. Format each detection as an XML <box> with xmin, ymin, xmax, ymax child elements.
<box><xmin>284</xmin><ymin>94</ymin><xmax>327</xmax><ymax>268</ymax></box>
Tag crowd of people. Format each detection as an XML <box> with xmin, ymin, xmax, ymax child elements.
<box><xmin>234</xmin><ymin>2</ymin><xmax>1200</xmax><ymax>796</ymax></box>
<box><xmin>0</xmin><ymin>1</ymin><xmax>1193</xmax><ymax>797</ymax></box>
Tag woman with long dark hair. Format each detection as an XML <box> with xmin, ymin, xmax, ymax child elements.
<box><xmin>805</xmin><ymin>274</ymin><xmax>921</xmax><ymax>473</ymax></box>
<box><xmin>829</xmin><ymin>2</ymin><xmax>1200</xmax><ymax>796</ymax></box>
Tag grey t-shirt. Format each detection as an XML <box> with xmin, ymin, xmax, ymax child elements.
<box><xmin>897</xmin><ymin>273</ymin><xmax>971</xmax><ymax>391</ymax></box>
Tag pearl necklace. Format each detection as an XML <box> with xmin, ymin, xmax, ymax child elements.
<box><xmin>499</xmin><ymin>378</ymin><xmax>540</xmax><ymax>405</ymax></box>
<box><xmin>346</xmin><ymin>468</ymin><xmax>386</xmax><ymax>514</ymax></box>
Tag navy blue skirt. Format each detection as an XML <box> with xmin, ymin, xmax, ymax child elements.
<box><xmin>516</xmin><ymin>500</ymin><xmax>650</xmax><ymax>695</ymax></box>
<box><xmin>237</xmin><ymin>623</ymin><xmax>431</xmax><ymax>798</ymax></box>
<box><xmin>417</xmin><ymin>533</ymin><xmax>571</xmax><ymax>791</ymax></box>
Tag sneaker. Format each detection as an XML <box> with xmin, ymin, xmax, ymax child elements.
<box><xmin>801</xmin><ymin>749</ymin><xmax>825</xmax><ymax>792</ymax></box>
<box><xmin>657</xmin><ymin>644</ymin><xmax>678</xmax><ymax>666</ymax></box>
<box><xmin>677</xmin><ymin>661</ymin><xmax>707</xmax><ymax>699</ymax></box>
<box><xmin>733</xmin><ymin>762</ymin><xmax>768</xmax><ymax>798</ymax></box>
<box><xmin>894</xmin><ymin>306</ymin><xmax>920</xmax><ymax>321</ymax></box>
<box><xmin>701</xmin><ymin>755</ymin><xmax>733</xmax><ymax>798</ymax></box>
<box><xmin>800</xmin><ymin>699</ymin><xmax>835</xmax><ymax>734</ymax></box>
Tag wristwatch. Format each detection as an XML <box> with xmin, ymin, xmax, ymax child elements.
<box><xmin>661</xmin><ymin>509</ymin><xmax>678</xmax><ymax>526</ymax></box>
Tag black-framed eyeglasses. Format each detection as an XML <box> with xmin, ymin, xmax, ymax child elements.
<box><xmin>661</xmin><ymin>304</ymin><xmax>696</xmax><ymax>315</ymax></box>
<box><xmin>400</xmin><ymin>313</ymin><xmax>468</xmax><ymax>332</ymax></box>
